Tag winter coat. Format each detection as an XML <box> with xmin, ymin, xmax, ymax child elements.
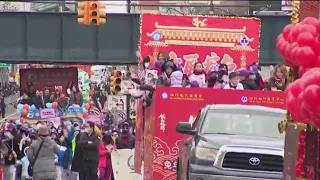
<box><xmin>170</xmin><ymin>71</ymin><xmax>183</xmax><ymax>87</ymax></box>
<box><xmin>69</xmin><ymin>92</ymin><xmax>83</xmax><ymax>106</ymax></box>
<box><xmin>189</xmin><ymin>73</ymin><xmax>206</xmax><ymax>88</ymax></box>
<box><xmin>98</xmin><ymin>142</ymin><xmax>109</xmax><ymax>168</ymax></box>
<box><xmin>71</xmin><ymin>131</ymin><xmax>82</xmax><ymax>172</ymax></box>
<box><xmin>77</xmin><ymin>132</ymin><xmax>100</xmax><ymax>162</ymax></box>
<box><xmin>26</xmin><ymin>136</ymin><xmax>59</xmax><ymax>180</ymax></box>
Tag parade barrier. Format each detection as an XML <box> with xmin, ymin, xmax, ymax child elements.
<box><xmin>134</xmin><ymin>87</ymin><xmax>286</xmax><ymax>180</ymax></box>
<box><xmin>111</xmin><ymin>149</ymin><xmax>135</xmax><ymax>180</ymax></box>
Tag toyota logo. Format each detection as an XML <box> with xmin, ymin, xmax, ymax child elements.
<box><xmin>249</xmin><ymin>157</ymin><xmax>260</xmax><ymax>166</ymax></box>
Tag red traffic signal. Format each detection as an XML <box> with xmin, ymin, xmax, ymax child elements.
<box><xmin>90</xmin><ymin>3</ymin><xmax>98</xmax><ymax>9</ymax></box>
<box><xmin>114</xmin><ymin>70</ymin><xmax>122</xmax><ymax>77</ymax></box>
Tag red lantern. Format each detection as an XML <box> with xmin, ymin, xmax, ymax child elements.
<box><xmin>302</xmin><ymin>67</ymin><xmax>320</xmax><ymax>77</ymax></box>
<box><xmin>298</xmin><ymin>66</ymin><xmax>311</xmax><ymax>77</ymax></box>
<box><xmin>286</xmin><ymin>91</ymin><xmax>299</xmax><ymax>119</ymax></box>
<box><xmin>303</xmin><ymin>84</ymin><xmax>320</xmax><ymax>110</ymax></box>
<box><xmin>296</xmin><ymin>46</ymin><xmax>316</xmax><ymax>67</ymax></box>
<box><xmin>287</xmin><ymin>79</ymin><xmax>305</xmax><ymax>97</ymax></box>
<box><xmin>313</xmin><ymin>56</ymin><xmax>320</xmax><ymax>67</ymax></box>
<box><xmin>301</xmin><ymin>17</ymin><xmax>319</xmax><ymax>26</ymax></box>
<box><xmin>276</xmin><ymin>34</ymin><xmax>284</xmax><ymax>44</ymax></box>
<box><xmin>297</xmin><ymin>32</ymin><xmax>316</xmax><ymax>48</ymax></box>
<box><xmin>290</xmin><ymin>24</ymin><xmax>302</xmax><ymax>42</ymax></box>
<box><xmin>299</xmin><ymin>24</ymin><xmax>317</xmax><ymax>37</ymax></box>
<box><xmin>282</xmin><ymin>24</ymin><xmax>295</xmax><ymax>40</ymax></box>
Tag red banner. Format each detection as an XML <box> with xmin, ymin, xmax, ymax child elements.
<box><xmin>140</xmin><ymin>14</ymin><xmax>261</xmax><ymax>75</ymax></box>
<box><xmin>145</xmin><ymin>87</ymin><xmax>286</xmax><ymax>180</ymax></box>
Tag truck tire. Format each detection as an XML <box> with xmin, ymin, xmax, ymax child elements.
<box><xmin>176</xmin><ymin>158</ymin><xmax>182</xmax><ymax>180</ymax></box>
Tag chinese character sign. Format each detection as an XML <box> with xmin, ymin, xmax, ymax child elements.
<box><xmin>19</xmin><ymin>67</ymin><xmax>78</xmax><ymax>92</ymax></box>
<box><xmin>140</xmin><ymin>14</ymin><xmax>261</xmax><ymax>75</ymax></box>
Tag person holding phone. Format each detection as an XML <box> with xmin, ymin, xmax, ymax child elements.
<box><xmin>266</xmin><ymin>64</ymin><xmax>289</xmax><ymax>91</ymax></box>
<box><xmin>98</xmin><ymin>133</ymin><xmax>116</xmax><ymax>180</ymax></box>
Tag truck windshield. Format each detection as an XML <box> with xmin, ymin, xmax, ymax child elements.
<box><xmin>200</xmin><ymin>109</ymin><xmax>285</xmax><ymax>139</ymax></box>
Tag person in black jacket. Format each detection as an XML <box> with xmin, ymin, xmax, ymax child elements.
<box><xmin>19</xmin><ymin>92</ymin><xmax>33</xmax><ymax>106</ymax></box>
<box><xmin>77</xmin><ymin>121</ymin><xmax>100</xmax><ymax>180</ymax></box>
<box><xmin>1</xmin><ymin>123</ymin><xmax>22</xmax><ymax>179</ymax></box>
<box><xmin>0</xmin><ymin>94</ymin><xmax>6</xmax><ymax>118</ymax></box>
<box><xmin>116</xmin><ymin>122</ymin><xmax>135</xmax><ymax>149</ymax></box>
<box><xmin>239</xmin><ymin>69</ymin><xmax>261</xmax><ymax>90</ymax></box>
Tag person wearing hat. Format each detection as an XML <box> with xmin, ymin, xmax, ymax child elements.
<box><xmin>156</xmin><ymin>60</ymin><xmax>177</xmax><ymax>86</ymax></box>
<box><xmin>2</xmin><ymin>123</ymin><xmax>21</xmax><ymax>179</ymax></box>
<box><xmin>115</xmin><ymin>122</ymin><xmax>135</xmax><ymax>149</ymax></box>
<box><xmin>238</xmin><ymin>69</ymin><xmax>261</xmax><ymax>90</ymax></box>
<box><xmin>26</xmin><ymin>125</ymin><xmax>59</xmax><ymax>180</ymax></box>
<box><xmin>223</xmin><ymin>72</ymin><xmax>244</xmax><ymax>90</ymax></box>
<box><xmin>248</xmin><ymin>63</ymin><xmax>265</xmax><ymax>89</ymax></box>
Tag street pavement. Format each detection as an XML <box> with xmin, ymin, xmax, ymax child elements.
<box><xmin>0</xmin><ymin>93</ymin><xmax>20</xmax><ymax>121</ymax></box>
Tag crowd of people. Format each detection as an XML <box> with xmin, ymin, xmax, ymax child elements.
<box><xmin>134</xmin><ymin>52</ymin><xmax>289</xmax><ymax>92</ymax></box>
<box><xmin>0</xmin><ymin>79</ymin><xmax>135</xmax><ymax>180</ymax></box>
<box><xmin>1</xmin><ymin>82</ymin><xmax>19</xmax><ymax>98</ymax></box>
<box><xmin>0</xmin><ymin>115</ymin><xmax>134</xmax><ymax>180</ymax></box>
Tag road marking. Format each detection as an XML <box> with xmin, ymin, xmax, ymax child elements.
<box><xmin>1</xmin><ymin>112</ymin><xmax>18</xmax><ymax>120</ymax></box>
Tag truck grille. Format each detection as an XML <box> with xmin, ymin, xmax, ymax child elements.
<box><xmin>222</xmin><ymin>152</ymin><xmax>283</xmax><ymax>172</ymax></box>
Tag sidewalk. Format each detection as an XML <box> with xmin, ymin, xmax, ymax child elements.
<box><xmin>4</xmin><ymin>93</ymin><xmax>18</xmax><ymax>106</ymax></box>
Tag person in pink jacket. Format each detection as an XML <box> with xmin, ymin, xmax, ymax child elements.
<box><xmin>99</xmin><ymin>133</ymin><xmax>116</xmax><ymax>180</ymax></box>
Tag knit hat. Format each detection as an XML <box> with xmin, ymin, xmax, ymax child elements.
<box><xmin>38</xmin><ymin>125</ymin><xmax>50</xmax><ymax>136</ymax></box>
<box><xmin>238</xmin><ymin>69</ymin><xmax>250</xmax><ymax>77</ymax></box>
<box><xmin>248</xmin><ymin>65</ymin><xmax>259</xmax><ymax>74</ymax></box>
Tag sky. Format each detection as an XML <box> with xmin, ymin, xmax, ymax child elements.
<box><xmin>100</xmin><ymin>1</ymin><xmax>128</xmax><ymax>13</ymax></box>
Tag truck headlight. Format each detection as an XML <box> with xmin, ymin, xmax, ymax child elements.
<box><xmin>195</xmin><ymin>147</ymin><xmax>218</xmax><ymax>161</ymax></box>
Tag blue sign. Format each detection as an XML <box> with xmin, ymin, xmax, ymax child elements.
<box><xmin>24</xmin><ymin>109</ymin><xmax>41</xmax><ymax>120</ymax></box>
<box><xmin>64</xmin><ymin>107</ymin><xmax>84</xmax><ymax>115</ymax></box>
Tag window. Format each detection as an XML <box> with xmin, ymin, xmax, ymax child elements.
<box><xmin>200</xmin><ymin>109</ymin><xmax>285</xmax><ymax>139</ymax></box>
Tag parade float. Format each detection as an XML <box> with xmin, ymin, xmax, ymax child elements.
<box><xmin>276</xmin><ymin>1</ymin><xmax>320</xmax><ymax>179</ymax></box>
<box><xmin>134</xmin><ymin>13</ymin><xmax>286</xmax><ymax>180</ymax></box>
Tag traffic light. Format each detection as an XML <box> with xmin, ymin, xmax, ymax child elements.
<box><xmin>110</xmin><ymin>70</ymin><xmax>122</xmax><ymax>94</ymax></box>
<box><xmin>88</xmin><ymin>1</ymin><xmax>107</xmax><ymax>25</ymax></box>
<box><xmin>77</xmin><ymin>1</ymin><xmax>89</xmax><ymax>25</ymax></box>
